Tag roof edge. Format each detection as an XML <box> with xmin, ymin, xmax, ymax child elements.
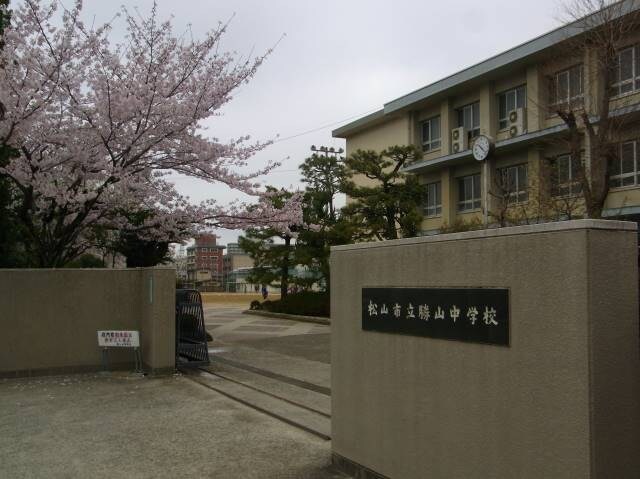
<box><xmin>332</xmin><ymin>0</ymin><xmax>640</xmax><ymax>139</ymax></box>
<box><xmin>332</xmin><ymin>109</ymin><xmax>385</xmax><ymax>138</ymax></box>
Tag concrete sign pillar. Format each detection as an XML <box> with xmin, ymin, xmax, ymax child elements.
<box><xmin>330</xmin><ymin>220</ymin><xmax>640</xmax><ymax>479</ymax></box>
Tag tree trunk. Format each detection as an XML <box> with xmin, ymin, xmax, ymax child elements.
<box><xmin>280</xmin><ymin>236</ymin><xmax>291</xmax><ymax>299</ymax></box>
<box><xmin>385</xmin><ymin>205</ymin><xmax>397</xmax><ymax>240</ymax></box>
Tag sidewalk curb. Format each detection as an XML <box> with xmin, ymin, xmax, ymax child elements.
<box><xmin>242</xmin><ymin>309</ymin><xmax>331</xmax><ymax>326</ymax></box>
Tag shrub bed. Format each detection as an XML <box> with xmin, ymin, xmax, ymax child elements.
<box><xmin>252</xmin><ymin>291</ymin><xmax>329</xmax><ymax>318</ymax></box>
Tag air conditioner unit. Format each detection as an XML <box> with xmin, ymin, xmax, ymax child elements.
<box><xmin>508</xmin><ymin>107</ymin><xmax>527</xmax><ymax>138</ymax></box>
<box><xmin>451</xmin><ymin>127</ymin><xmax>468</xmax><ymax>153</ymax></box>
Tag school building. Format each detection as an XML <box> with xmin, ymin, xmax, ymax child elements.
<box><xmin>333</xmin><ymin>2</ymin><xmax>640</xmax><ymax>234</ymax></box>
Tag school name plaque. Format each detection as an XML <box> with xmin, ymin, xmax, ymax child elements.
<box><xmin>362</xmin><ymin>288</ymin><xmax>509</xmax><ymax>346</ymax></box>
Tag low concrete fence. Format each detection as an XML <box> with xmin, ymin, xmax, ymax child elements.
<box><xmin>330</xmin><ymin>219</ymin><xmax>640</xmax><ymax>479</ymax></box>
<box><xmin>0</xmin><ymin>267</ymin><xmax>176</xmax><ymax>378</ymax></box>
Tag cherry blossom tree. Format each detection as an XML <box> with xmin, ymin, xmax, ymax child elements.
<box><xmin>0</xmin><ymin>0</ymin><xmax>302</xmax><ymax>267</ymax></box>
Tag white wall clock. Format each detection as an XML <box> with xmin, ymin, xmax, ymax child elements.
<box><xmin>472</xmin><ymin>135</ymin><xmax>492</xmax><ymax>162</ymax></box>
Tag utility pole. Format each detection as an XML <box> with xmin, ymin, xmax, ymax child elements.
<box><xmin>310</xmin><ymin>145</ymin><xmax>344</xmax><ymax>158</ymax></box>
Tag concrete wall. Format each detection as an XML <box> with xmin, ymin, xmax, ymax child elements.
<box><xmin>345</xmin><ymin>115</ymin><xmax>411</xmax><ymax>204</ymax></box>
<box><xmin>346</xmin><ymin>115</ymin><xmax>410</xmax><ymax>156</ymax></box>
<box><xmin>0</xmin><ymin>267</ymin><xmax>176</xmax><ymax>377</ymax></box>
<box><xmin>330</xmin><ymin>219</ymin><xmax>640</xmax><ymax>479</ymax></box>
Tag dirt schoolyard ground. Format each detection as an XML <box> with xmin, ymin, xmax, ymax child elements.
<box><xmin>200</xmin><ymin>292</ymin><xmax>281</xmax><ymax>306</ymax></box>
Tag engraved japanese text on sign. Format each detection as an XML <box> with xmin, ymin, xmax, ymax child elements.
<box><xmin>362</xmin><ymin>288</ymin><xmax>509</xmax><ymax>346</ymax></box>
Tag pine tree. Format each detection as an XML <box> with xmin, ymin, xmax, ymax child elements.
<box><xmin>238</xmin><ymin>188</ymin><xmax>301</xmax><ymax>298</ymax></box>
<box><xmin>295</xmin><ymin>151</ymin><xmax>352</xmax><ymax>292</ymax></box>
<box><xmin>342</xmin><ymin>145</ymin><xmax>425</xmax><ymax>241</ymax></box>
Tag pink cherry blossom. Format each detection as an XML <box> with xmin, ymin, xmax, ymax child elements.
<box><xmin>0</xmin><ymin>0</ymin><xmax>303</xmax><ymax>266</ymax></box>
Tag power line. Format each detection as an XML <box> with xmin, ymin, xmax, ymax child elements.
<box><xmin>167</xmin><ymin>108</ymin><xmax>375</xmax><ymax>181</ymax></box>
<box><xmin>272</xmin><ymin>107</ymin><xmax>380</xmax><ymax>144</ymax></box>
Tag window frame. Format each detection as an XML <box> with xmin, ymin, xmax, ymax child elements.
<box><xmin>496</xmin><ymin>163</ymin><xmax>528</xmax><ymax>204</ymax></box>
<box><xmin>609</xmin><ymin>140</ymin><xmax>639</xmax><ymax>189</ymax></box>
<box><xmin>497</xmin><ymin>85</ymin><xmax>527</xmax><ymax>130</ymax></box>
<box><xmin>457</xmin><ymin>102</ymin><xmax>480</xmax><ymax>140</ymax></box>
<box><xmin>420</xmin><ymin>116</ymin><xmax>442</xmax><ymax>153</ymax></box>
<box><xmin>457</xmin><ymin>174</ymin><xmax>482</xmax><ymax>212</ymax></box>
<box><xmin>549</xmin><ymin>64</ymin><xmax>584</xmax><ymax>109</ymax></box>
<box><xmin>424</xmin><ymin>181</ymin><xmax>442</xmax><ymax>217</ymax></box>
<box><xmin>611</xmin><ymin>44</ymin><xmax>640</xmax><ymax>98</ymax></box>
<box><xmin>550</xmin><ymin>154</ymin><xmax>583</xmax><ymax>197</ymax></box>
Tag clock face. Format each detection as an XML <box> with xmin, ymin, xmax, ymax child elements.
<box><xmin>472</xmin><ymin>135</ymin><xmax>491</xmax><ymax>162</ymax></box>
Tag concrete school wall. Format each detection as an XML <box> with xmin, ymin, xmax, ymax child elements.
<box><xmin>0</xmin><ymin>267</ymin><xmax>176</xmax><ymax>378</ymax></box>
<box><xmin>330</xmin><ymin>219</ymin><xmax>640</xmax><ymax>479</ymax></box>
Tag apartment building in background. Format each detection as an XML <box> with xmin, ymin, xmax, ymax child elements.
<box><xmin>333</xmin><ymin>2</ymin><xmax>640</xmax><ymax>235</ymax></box>
<box><xmin>223</xmin><ymin>243</ymin><xmax>254</xmax><ymax>277</ymax></box>
<box><xmin>222</xmin><ymin>242</ymin><xmax>255</xmax><ymax>291</ymax></box>
<box><xmin>186</xmin><ymin>234</ymin><xmax>225</xmax><ymax>285</ymax></box>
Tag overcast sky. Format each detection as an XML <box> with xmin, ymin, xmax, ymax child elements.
<box><xmin>76</xmin><ymin>0</ymin><xmax>565</xmax><ymax>245</ymax></box>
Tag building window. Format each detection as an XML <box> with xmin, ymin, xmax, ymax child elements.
<box><xmin>550</xmin><ymin>65</ymin><xmax>583</xmax><ymax>108</ymax></box>
<box><xmin>610</xmin><ymin>140</ymin><xmax>639</xmax><ymax>188</ymax></box>
<box><xmin>496</xmin><ymin>164</ymin><xmax>528</xmax><ymax>203</ymax></box>
<box><xmin>424</xmin><ymin>182</ymin><xmax>442</xmax><ymax>217</ymax></box>
<box><xmin>420</xmin><ymin>116</ymin><xmax>441</xmax><ymax>152</ymax></box>
<box><xmin>611</xmin><ymin>45</ymin><xmax>640</xmax><ymax>97</ymax></box>
<box><xmin>550</xmin><ymin>154</ymin><xmax>582</xmax><ymax>197</ymax></box>
<box><xmin>457</xmin><ymin>102</ymin><xmax>480</xmax><ymax>139</ymax></box>
<box><xmin>498</xmin><ymin>86</ymin><xmax>526</xmax><ymax>130</ymax></box>
<box><xmin>458</xmin><ymin>174</ymin><xmax>481</xmax><ymax>211</ymax></box>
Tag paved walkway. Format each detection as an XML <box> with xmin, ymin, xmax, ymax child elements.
<box><xmin>204</xmin><ymin>305</ymin><xmax>329</xmax><ymax>343</ymax></box>
<box><xmin>199</xmin><ymin>303</ymin><xmax>333</xmax><ymax>442</ymax></box>
<box><xmin>0</xmin><ymin>301</ymin><xmax>341</xmax><ymax>478</ymax></box>
<box><xmin>0</xmin><ymin>373</ymin><xmax>343</xmax><ymax>479</ymax></box>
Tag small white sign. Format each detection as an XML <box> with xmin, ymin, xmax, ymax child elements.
<box><xmin>97</xmin><ymin>330</ymin><xmax>140</xmax><ymax>348</ymax></box>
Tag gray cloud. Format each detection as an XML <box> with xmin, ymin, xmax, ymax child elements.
<box><xmin>63</xmin><ymin>0</ymin><xmax>563</xmax><ymax>244</ymax></box>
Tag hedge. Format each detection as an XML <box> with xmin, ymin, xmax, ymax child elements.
<box><xmin>250</xmin><ymin>291</ymin><xmax>329</xmax><ymax>318</ymax></box>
